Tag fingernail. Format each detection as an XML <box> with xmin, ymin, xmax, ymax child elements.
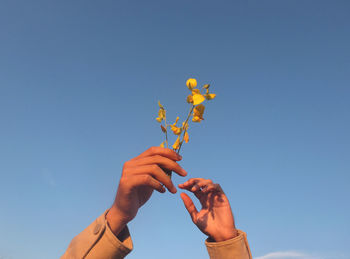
<box><xmin>178</xmin><ymin>154</ymin><xmax>182</xmax><ymax>160</ymax></box>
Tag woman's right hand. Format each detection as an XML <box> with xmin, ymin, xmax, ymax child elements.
<box><xmin>107</xmin><ymin>147</ymin><xmax>187</xmax><ymax>236</ymax></box>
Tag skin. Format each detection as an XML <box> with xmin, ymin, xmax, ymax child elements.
<box><xmin>179</xmin><ymin>178</ymin><xmax>238</xmax><ymax>242</ymax></box>
<box><xmin>106</xmin><ymin>147</ymin><xmax>187</xmax><ymax>237</ymax></box>
<box><xmin>106</xmin><ymin>147</ymin><xmax>237</xmax><ymax>243</ymax></box>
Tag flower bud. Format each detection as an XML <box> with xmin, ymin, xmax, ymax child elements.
<box><xmin>186</xmin><ymin>78</ymin><xmax>197</xmax><ymax>90</ymax></box>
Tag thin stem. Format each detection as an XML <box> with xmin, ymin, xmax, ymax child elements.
<box><xmin>165</xmin><ymin>123</ymin><xmax>169</xmax><ymax>148</ymax></box>
<box><xmin>177</xmin><ymin>104</ymin><xmax>194</xmax><ymax>154</ymax></box>
<box><xmin>164</xmin><ymin>112</ymin><xmax>169</xmax><ymax>148</ymax></box>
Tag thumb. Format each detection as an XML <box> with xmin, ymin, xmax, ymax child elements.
<box><xmin>180</xmin><ymin>192</ymin><xmax>198</xmax><ymax>223</ymax></box>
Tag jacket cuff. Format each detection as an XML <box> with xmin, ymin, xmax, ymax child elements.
<box><xmin>61</xmin><ymin>210</ymin><xmax>133</xmax><ymax>259</ymax></box>
<box><xmin>205</xmin><ymin>230</ymin><xmax>252</xmax><ymax>259</ymax></box>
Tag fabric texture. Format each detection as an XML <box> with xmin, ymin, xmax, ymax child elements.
<box><xmin>205</xmin><ymin>230</ymin><xmax>252</xmax><ymax>259</ymax></box>
<box><xmin>61</xmin><ymin>210</ymin><xmax>252</xmax><ymax>259</ymax></box>
<box><xmin>60</xmin><ymin>210</ymin><xmax>132</xmax><ymax>259</ymax></box>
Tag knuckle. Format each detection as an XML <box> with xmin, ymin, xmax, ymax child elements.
<box><xmin>142</xmin><ymin>175</ymin><xmax>152</xmax><ymax>184</ymax></box>
<box><xmin>154</xmin><ymin>154</ymin><xmax>163</xmax><ymax>160</ymax></box>
<box><xmin>123</xmin><ymin>161</ymin><xmax>131</xmax><ymax>169</ymax></box>
<box><xmin>122</xmin><ymin>167</ymin><xmax>131</xmax><ymax>175</ymax></box>
<box><xmin>170</xmin><ymin>161</ymin><xmax>179</xmax><ymax>170</ymax></box>
<box><xmin>119</xmin><ymin>176</ymin><xmax>129</xmax><ymax>186</ymax></box>
<box><xmin>150</xmin><ymin>164</ymin><xmax>159</xmax><ymax>171</ymax></box>
<box><xmin>149</xmin><ymin>146</ymin><xmax>158</xmax><ymax>153</ymax></box>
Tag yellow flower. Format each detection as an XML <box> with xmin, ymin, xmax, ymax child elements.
<box><xmin>186</xmin><ymin>78</ymin><xmax>197</xmax><ymax>90</ymax></box>
<box><xmin>171</xmin><ymin>125</ymin><xmax>181</xmax><ymax>135</ymax></box>
<box><xmin>171</xmin><ymin>116</ymin><xmax>182</xmax><ymax>135</ymax></box>
<box><xmin>156</xmin><ymin>79</ymin><xmax>215</xmax><ymax>152</ymax></box>
<box><xmin>204</xmin><ymin>88</ymin><xmax>216</xmax><ymax>100</ymax></box>
<box><xmin>204</xmin><ymin>93</ymin><xmax>216</xmax><ymax>100</ymax></box>
<box><xmin>173</xmin><ymin>136</ymin><xmax>180</xmax><ymax>150</ymax></box>
<box><xmin>156</xmin><ymin>101</ymin><xmax>166</xmax><ymax>122</ymax></box>
<box><xmin>156</xmin><ymin>108</ymin><xmax>166</xmax><ymax>122</ymax></box>
<box><xmin>193</xmin><ymin>94</ymin><xmax>205</xmax><ymax>105</ymax></box>
<box><xmin>184</xmin><ymin>131</ymin><xmax>189</xmax><ymax>143</ymax></box>
<box><xmin>191</xmin><ymin>89</ymin><xmax>205</xmax><ymax>105</ymax></box>
<box><xmin>186</xmin><ymin>94</ymin><xmax>193</xmax><ymax>104</ymax></box>
<box><xmin>192</xmin><ymin>116</ymin><xmax>201</xmax><ymax>122</ymax></box>
<box><xmin>192</xmin><ymin>104</ymin><xmax>205</xmax><ymax>122</ymax></box>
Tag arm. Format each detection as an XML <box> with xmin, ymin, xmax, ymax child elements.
<box><xmin>61</xmin><ymin>147</ymin><xmax>187</xmax><ymax>259</ymax></box>
<box><xmin>179</xmin><ymin>178</ymin><xmax>252</xmax><ymax>259</ymax></box>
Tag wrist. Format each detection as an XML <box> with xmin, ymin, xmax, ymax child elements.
<box><xmin>211</xmin><ymin>229</ymin><xmax>238</xmax><ymax>242</ymax></box>
<box><xmin>106</xmin><ymin>207</ymin><xmax>129</xmax><ymax>237</ymax></box>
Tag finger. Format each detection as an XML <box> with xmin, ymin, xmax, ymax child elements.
<box><xmin>128</xmin><ymin>164</ymin><xmax>177</xmax><ymax>193</ymax></box>
<box><xmin>178</xmin><ymin>178</ymin><xmax>201</xmax><ymax>189</ymax></box>
<box><xmin>196</xmin><ymin>179</ymin><xmax>213</xmax><ymax>188</ymax></box>
<box><xmin>179</xmin><ymin>180</ymin><xmax>204</xmax><ymax>200</ymax></box>
<box><xmin>202</xmin><ymin>183</ymin><xmax>223</xmax><ymax>194</ymax></box>
<box><xmin>133</xmin><ymin>146</ymin><xmax>182</xmax><ymax>161</ymax></box>
<box><xmin>131</xmin><ymin>175</ymin><xmax>166</xmax><ymax>193</ymax></box>
<box><xmin>179</xmin><ymin>178</ymin><xmax>212</xmax><ymax>192</ymax></box>
<box><xmin>180</xmin><ymin>192</ymin><xmax>198</xmax><ymax>223</ymax></box>
<box><xmin>193</xmin><ymin>179</ymin><xmax>213</xmax><ymax>192</ymax></box>
<box><xmin>130</xmin><ymin>155</ymin><xmax>187</xmax><ymax>176</ymax></box>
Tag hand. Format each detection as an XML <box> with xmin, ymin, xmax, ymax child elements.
<box><xmin>106</xmin><ymin>147</ymin><xmax>187</xmax><ymax>236</ymax></box>
<box><xmin>179</xmin><ymin>178</ymin><xmax>238</xmax><ymax>242</ymax></box>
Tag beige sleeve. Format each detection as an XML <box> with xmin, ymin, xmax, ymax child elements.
<box><xmin>205</xmin><ymin>230</ymin><xmax>252</xmax><ymax>259</ymax></box>
<box><xmin>61</xmin><ymin>210</ymin><xmax>133</xmax><ymax>259</ymax></box>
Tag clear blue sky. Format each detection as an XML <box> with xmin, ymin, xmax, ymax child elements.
<box><xmin>0</xmin><ymin>1</ymin><xmax>349</xmax><ymax>259</ymax></box>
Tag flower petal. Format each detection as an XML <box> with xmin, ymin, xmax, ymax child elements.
<box><xmin>157</xmin><ymin>109</ymin><xmax>164</xmax><ymax>119</ymax></box>
<box><xmin>171</xmin><ymin>125</ymin><xmax>182</xmax><ymax>135</ymax></box>
<box><xmin>192</xmin><ymin>104</ymin><xmax>205</xmax><ymax>122</ymax></box>
<box><xmin>192</xmin><ymin>89</ymin><xmax>201</xmax><ymax>95</ymax></box>
<box><xmin>193</xmin><ymin>104</ymin><xmax>205</xmax><ymax>116</ymax></box>
<box><xmin>173</xmin><ymin>137</ymin><xmax>180</xmax><ymax>150</ymax></box>
<box><xmin>193</xmin><ymin>94</ymin><xmax>205</xmax><ymax>105</ymax></box>
<box><xmin>186</xmin><ymin>95</ymin><xmax>193</xmax><ymax>103</ymax></box>
<box><xmin>184</xmin><ymin>131</ymin><xmax>189</xmax><ymax>143</ymax></box>
<box><xmin>192</xmin><ymin>116</ymin><xmax>201</xmax><ymax>122</ymax></box>
<box><xmin>204</xmin><ymin>93</ymin><xmax>216</xmax><ymax>100</ymax></box>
